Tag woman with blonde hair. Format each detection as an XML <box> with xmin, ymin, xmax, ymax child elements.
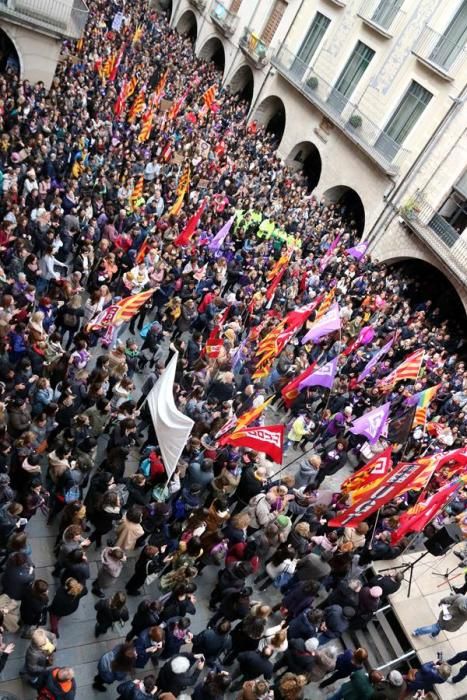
<box><xmin>27</xmin><ymin>311</ymin><xmax>46</xmax><ymax>344</ymax></box>
<box><xmin>22</xmin><ymin>627</ymin><xmax>56</xmax><ymax>687</ymax></box>
<box><xmin>48</xmin><ymin>577</ymin><xmax>87</xmax><ymax>637</ymax></box>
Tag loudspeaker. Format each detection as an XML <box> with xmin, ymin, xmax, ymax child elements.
<box><xmin>425</xmin><ymin>524</ymin><xmax>463</xmax><ymax>557</ymax></box>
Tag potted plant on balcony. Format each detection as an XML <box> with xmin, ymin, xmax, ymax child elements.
<box><xmin>306</xmin><ymin>76</ymin><xmax>318</xmax><ymax>90</ymax></box>
<box><xmin>348</xmin><ymin>114</ymin><xmax>362</xmax><ymax>129</ymax></box>
<box><xmin>400</xmin><ymin>198</ymin><xmax>421</xmax><ymax>220</ymax></box>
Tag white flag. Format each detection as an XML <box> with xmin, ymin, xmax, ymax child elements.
<box><xmin>146</xmin><ymin>352</ymin><xmax>194</xmax><ymax>479</ymax></box>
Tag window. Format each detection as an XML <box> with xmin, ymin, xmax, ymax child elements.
<box><xmin>429</xmin><ymin>0</ymin><xmax>467</xmax><ymax>70</ymax></box>
<box><xmin>375</xmin><ymin>81</ymin><xmax>432</xmax><ymax>161</ymax></box>
<box><xmin>292</xmin><ymin>12</ymin><xmax>330</xmax><ymax>76</ymax></box>
<box><xmin>328</xmin><ymin>41</ymin><xmax>375</xmax><ymax>113</ymax></box>
<box><xmin>371</xmin><ymin>0</ymin><xmax>404</xmax><ymax>30</ymax></box>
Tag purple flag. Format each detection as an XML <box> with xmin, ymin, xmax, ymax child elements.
<box><xmin>357</xmin><ymin>325</ymin><xmax>375</xmax><ymax>346</ymax></box>
<box><xmin>345</xmin><ymin>241</ymin><xmax>369</xmax><ymax>261</ymax></box>
<box><xmin>299</xmin><ymin>357</ymin><xmax>338</xmax><ymax>391</ymax></box>
<box><xmin>208</xmin><ymin>214</ymin><xmax>235</xmax><ymax>252</ymax></box>
<box><xmin>301</xmin><ymin>304</ymin><xmax>341</xmax><ymax>344</ymax></box>
<box><xmin>349</xmin><ymin>402</ymin><xmax>391</xmax><ymax>445</ymax></box>
<box><xmin>319</xmin><ymin>234</ymin><xmax>341</xmax><ymax>272</ymax></box>
<box><xmin>358</xmin><ymin>338</ymin><xmax>394</xmax><ymax>383</ymax></box>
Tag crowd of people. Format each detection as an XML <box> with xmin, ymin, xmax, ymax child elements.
<box><xmin>0</xmin><ymin>0</ymin><xmax>464</xmax><ymax>698</ymax></box>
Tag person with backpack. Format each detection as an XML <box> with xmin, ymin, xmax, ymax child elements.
<box><xmin>93</xmin><ymin>642</ymin><xmax>137</xmax><ymax>692</ymax></box>
<box><xmin>37</xmin><ymin>666</ymin><xmax>77</xmax><ymax>700</ymax></box>
<box><xmin>92</xmin><ymin>546</ymin><xmax>126</xmax><ymax>598</ymax></box>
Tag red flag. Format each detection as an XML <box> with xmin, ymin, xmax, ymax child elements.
<box><xmin>219</xmin><ymin>425</ymin><xmax>284</xmax><ymax>464</ymax></box>
<box><xmin>281</xmin><ymin>363</ymin><xmax>317</xmax><ymax>408</ymax></box>
<box><xmin>108</xmin><ymin>44</ymin><xmax>125</xmax><ymax>82</ymax></box>
<box><xmin>328</xmin><ymin>459</ymin><xmax>439</xmax><ymax>528</ymax></box>
<box><xmin>341</xmin><ymin>447</ymin><xmax>393</xmax><ymax>499</ymax></box>
<box><xmin>174</xmin><ymin>200</ymin><xmax>206</xmax><ymax>246</ymax></box>
<box><xmin>285</xmin><ymin>296</ymin><xmax>324</xmax><ymax>331</ymax></box>
<box><xmin>382</xmin><ymin>349</ymin><xmax>424</xmax><ymax>387</ymax></box>
<box><xmin>266</xmin><ymin>266</ymin><xmax>286</xmax><ymax>301</ymax></box>
<box><xmin>390</xmin><ymin>480</ymin><xmax>462</xmax><ymax>545</ymax></box>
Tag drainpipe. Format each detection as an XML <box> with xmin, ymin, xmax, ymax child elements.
<box><xmin>367</xmin><ymin>80</ymin><xmax>467</xmax><ymax>245</ymax></box>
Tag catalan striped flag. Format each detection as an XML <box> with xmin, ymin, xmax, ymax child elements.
<box><xmin>88</xmin><ymin>289</ymin><xmax>155</xmax><ymax>331</ymax></box>
<box><xmin>128</xmin><ymin>88</ymin><xmax>146</xmax><ymax>123</ymax></box>
<box><xmin>408</xmin><ymin>384</ymin><xmax>441</xmax><ymax>428</ymax></box>
<box><xmin>167</xmin><ymin>89</ymin><xmax>189</xmax><ymax>121</ymax></box>
<box><xmin>126</xmin><ymin>75</ymin><xmax>138</xmax><ymax>98</ymax></box>
<box><xmin>152</xmin><ymin>70</ymin><xmax>169</xmax><ymax>106</ymax></box>
<box><xmin>137</xmin><ymin>108</ymin><xmax>154</xmax><ymax>143</ymax></box>
<box><xmin>266</xmin><ymin>253</ymin><xmax>289</xmax><ymax>282</ymax></box>
<box><xmin>132</xmin><ymin>25</ymin><xmax>143</xmax><ymax>44</ymax></box>
<box><xmin>136</xmin><ymin>238</ymin><xmax>150</xmax><ymax>264</ymax></box>
<box><xmin>383</xmin><ymin>349</ymin><xmax>425</xmax><ymax>388</ymax></box>
<box><xmin>236</xmin><ymin>397</ymin><xmax>274</xmax><ymax>430</ymax></box>
<box><xmin>130</xmin><ymin>176</ymin><xmax>144</xmax><ymax>211</ymax></box>
<box><xmin>177</xmin><ymin>164</ymin><xmax>191</xmax><ymax>196</ymax></box>
<box><xmin>113</xmin><ymin>79</ymin><xmax>129</xmax><ymax>118</ymax></box>
<box><xmin>315</xmin><ymin>287</ymin><xmax>336</xmax><ymax>320</ymax></box>
<box><xmin>76</xmin><ymin>37</ymin><xmax>84</xmax><ymax>53</ymax></box>
<box><xmin>101</xmin><ymin>53</ymin><xmax>116</xmax><ymax>79</ymax></box>
<box><xmin>108</xmin><ymin>45</ymin><xmax>126</xmax><ymax>82</ymax></box>
<box><xmin>202</xmin><ymin>84</ymin><xmax>217</xmax><ymax>110</ymax></box>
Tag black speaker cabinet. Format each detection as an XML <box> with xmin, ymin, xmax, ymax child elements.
<box><xmin>425</xmin><ymin>524</ymin><xmax>463</xmax><ymax>557</ymax></box>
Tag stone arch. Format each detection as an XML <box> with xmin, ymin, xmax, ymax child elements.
<box><xmin>323</xmin><ymin>185</ymin><xmax>365</xmax><ymax>235</ymax></box>
<box><xmin>0</xmin><ymin>25</ymin><xmax>21</xmax><ymax>76</ymax></box>
<box><xmin>252</xmin><ymin>95</ymin><xmax>286</xmax><ymax>144</ymax></box>
<box><xmin>228</xmin><ymin>64</ymin><xmax>254</xmax><ymax>105</ymax></box>
<box><xmin>198</xmin><ymin>36</ymin><xmax>225</xmax><ymax>75</ymax></box>
<box><xmin>158</xmin><ymin>0</ymin><xmax>173</xmax><ymax>21</ymax></box>
<box><xmin>287</xmin><ymin>141</ymin><xmax>322</xmax><ymax>193</ymax></box>
<box><xmin>382</xmin><ymin>258</ymin><xmax>467</xmax><ymax>322</ymax></box>
<box><xmin>176</xmin><ymin>9</ymin><xmax>197</xmax><ymax>43</ymax></box>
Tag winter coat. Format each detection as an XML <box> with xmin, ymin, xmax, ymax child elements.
<box><xmin>307</xmin><ymin>648</ymin><xmax>336</xmax><ymax>682</ymax></box>
<box><xmin>192</xmin><ymin>627</ymin><xmax>232</xmax><ymax>661</ymax></box>
<box><xmin>90</xmin><ymin>504</ymin><xmax>121</xmax><ymax>535</ymax></box>
<box><xmin>95</xmin><ymin>599</ymin><xmax>129</xmax><ymax>628</ymax></box>
<box><xmin>234</xmin><ymin>467</ymin><xmax>265</xmax><ymax>506</ymax></box>
<box><xmin>134</xmin><ymin>627</ymin><xmax>164</xmax><ymax>668</ymax></box>
<box><xmin>294</xmin><ymin>458</ymin><xmax>319</xmax><ymax>489</ymax></box>
<box><xmin>287</xmin><ymin>610</ymin><xmax>318</xmax><ymax>642</ymax></box>
<box><xmin>156</xmin><ymin>654</ymin><xmax>201</xmax><ymax>695</ymax></box>
<box><xmin>97</xmin><ymin>644</ymin><xmax>132</xmax><ymax>684</ymax></box>
<box><xmin>246</xmin><ymin>494</ymin><xmax>275</xmax><ymax>529</ymax></box>
<box><xmin>237</xmin><ymin>650</ymin><xmax>273</xmax><ymax>680</ymax></box>
<box><xmin>2</xmin><ymin>556</ymin><xmax>35</xmax><ymax>600</ymax></box>
<box><xmin>323</xmin><ymin>605</ymin><xmax>350</xmax><ymax>638</ymax></box>
<box><xmin>159</xmin><ymin>594</ymin><xmax>196</xmax><ymax>622</ymax></box>
<box><xmin>20</xmin><ymin>585</ymin><xmax>48</xmax><ymax>625</ymax></box>
<box><xmin>0</xmin><ymin>505</ymin><xmax>18</xmax><ymax>545</ymax></box>
<box><xmin>338</xmin><ymin>670</ymin><xmax>375</xmax><ymax>700</ymax></box>
<box><xmin>295</xmin><ymin>553</ymin><xmax>331</xmax><ymax>581</ymax></box>
<box><xmin>49</xmin><ymin>584</ymin><xmax>87</xmax><ymax>617</ymax></box>
<box><xmin>37</xmin><ymin>668</ymin><xmax>77</xmax><ymax>699</ymax></box>
<box><xmin>406</xmin><ymin>661</ymin><xmax>446</xmax><ymax>692</ymax></box>
<box><xmin>438</xmin><ymin>593</ymin><xmax>467</xmax><ymax>632</ymax></box>
<box><xmin>282</xmin><ymin>638</ymin><xmax>315</xmax><ymax>674</ymax></box>
<box><xmin>7</xmin><ymin>404</ymin><xmax>31</xmax><ymax>437</ymax></box>
<box><xmin>129</xmin><ymin>600</ymin><xmax>160</xmax><ymax>636</ymax></box>
<box><xmin>24</xmin><ymin>631</ymin><xmax>56</xmax><ymax>676</ymax></box>
<box><xmin>96</xmin><ymin>547</ymin><xmax>125</xmax><ymax>588</ymax></box>
<box><xmin>115</xmin><ymin>515</ymin><xmax>144</xmax><ymax>551</ymax></box>
<box><xmin>116</xmin><ymin>680</ymin><xmax>161</xmax><ymax>700</ymax></box>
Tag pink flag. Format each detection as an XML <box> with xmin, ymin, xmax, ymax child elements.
<box><xmin>358</xmin><ymin>338</ymin><xmax>394</xmax><ymax>382</ymax></box>
<box><xmin>299</xmin><ymin>357</ymin><xmax>338</xmax><ymax>391</ymax></box>
<box><xmin>319</xmin><ymin>234</ymin><xmax>341</xmax><ymax>272</ymax></box>
<box><xmin>346</xmin><ymin>241</ymin><xmax>369</xmax><ymax>261</ymax></box>
<box><xmin>208</xmin><ymin>214</ymin><xmax>235</xmax><ymax>252</ymax></box>
<box><xmin>349</xmin><ymin>402</ymin><xmax>391</xmax><ymax>445</ymax></box>
<box><xmin>301</xmin><ymin>304</ymin><xmax>341</xmax><ymax>344</ymax></box>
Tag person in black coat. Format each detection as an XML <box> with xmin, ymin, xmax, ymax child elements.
<box><xmin>191</xmin><ymin>620</ymin><xmax>232</xmax><ymax>667</ymax></box>
<box><xmin>125</xmin><ymin>545</ymin><xmax>162</xmax><ymax>596</ymax></box>
<box><xmin>230</xmin><ymin>465</ymin><xmax>267</xmax><ymax>515</ymax></box>
<box><xmin>95</xmin><ymin>591</ymin><xmax>129</xmax><ymax>638</ymax></box>
<box><xmin>274</xmin><ymin>637</ymin><xmax>318</xmax><ymax>675</ymax></box>
<box><xmin>230</xmin><ymin>647</ymin><xmax>274</xmax><ymax>690</ymax></box>
<box><xmin>2</xmin><ymin>551</ymin><xmax>35</xmax><ymax>600</ymax></box>
<box><xmin>156</xmin><ymin>653</ymin><xmax>204</xmax><ymax>696</ymax></box>
<box><xmin>158</xmin><ymin>584</ymin><xmax>196</xmax><ymax>622</ymax></box>
<box><xmin>60</xmin><ymin>548</ymin><xmax>90</xmax><ymax>585</ymax></box>
<box><xmin>125</xmin><ymin>600</ymin><xmax>160</xmax><ymax>642</ymax></box>
<box><xmin>88</xmin><ymin>490</ymin><xmax>121</xmax><ymax>549</ymax></box>
<box><xmin>49</xmin><ymin>577</ymin><xmax>87</xmax><ymax>638</ymax></box>
<box><xmin>19</xmin><ymin>579</ymin><xmax>49</xmax><ymax>637</ymax></box>
<box><xmin>208</xmin><ymin>587</ymin><xmax>252</xmax><ymax>628</ymax></box>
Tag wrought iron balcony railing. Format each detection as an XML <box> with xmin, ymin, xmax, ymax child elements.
<box><xmin>0</xmin><ymin>0</ymin><xmax>88</xmax><ymax>39</ymax></box>
<box><xmin>400</xmin><ymin>191</ymin><xmax>467</xmax><ymax>287</ymax></box>
<box><xmin>272</xmin><ymin>45</ymin><xmax>410</xmax><ymax>175</ymax></box>
<box><xmin>210</xmin><ymin>0</ymin><xmax>239</xmax><ymax>36</ymax></box>
<box><xmin>357</xmin><ymin>0</ymin><xmax>406</xmax><ymax>38</ymax></box>
<box><xmin>239</xmin><ymin>26</ymin><xmax>272</xmax><ymax>68</ymax></box>
<box><xmin>413</xmin><ymin>25</ymin><xmax>466</xmax><ymax>79</ymax></box>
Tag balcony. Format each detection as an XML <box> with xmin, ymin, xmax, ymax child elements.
<box><xmin>323</xmin><ymin>0</ymin><xmax>346</xmax><ymax>6</ymax></box>
<box><xmin>0</xmin><ymin>0</ymin><xmax>88</xmax><ymax>39</ymax></box>
<box><xmin>210</xmin><ymin>0</ymin><xmax>239</xmax><ymax>37</ymax></box>
<box><xmin>189</xmin><ymin>0</ymin><xmax>207</xmax><ymax>11</ymax></box>
<box><xmin>358</xmin><ymin>0</ymin><xmax>406</xmax><ymax>39</ymax></box>
<box><xmin>413</xmin><ymin>25</ymin><xmax>466</xmax><ymax>80</ymax></box>
<box><xmin>400</xmin><ymin>192</ymin><xmax>467</xmax><ymax>287</ymax></box>
<box><xmin>271</xmin><ymin>46</ymin><xmax>410</xmax><ymax>175</ymax></box>
<box><xmin>239</xmin><ymin>27</ymin><xmax>272</xmax><ymax>69</ymax></box>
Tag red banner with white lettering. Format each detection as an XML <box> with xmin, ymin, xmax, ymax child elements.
<box><xmin>218</xmin><ymin>424</ymin><xmax>284</xmax><ymax>464</ymax></box>
<box><xmin>328</xmin><ymin>459</ymin><xmax>435</xmax><ymax>528</ymax></box>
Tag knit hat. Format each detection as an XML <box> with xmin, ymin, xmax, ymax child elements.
<box><xmin>170</xmin><ymin>656</ymin><xmax>190</xmax><ymax>674</ymax></box>
<box><xmin>370</xmin><ymin>586</ymin><xmax>383</xmax><ymax>598</ymax></box>
<box><xmin>304</xmin><ymin>637</ymin><xmax>319</xmax><ymax>652</ymax></box>
<box><xmin>388</xmin><ymin>670</ymin><xmax>404</xmax><ymax>687</ymax></box>
<box><xmin>275</xmin><ymin>515</ymin><xmax>290</xmax><ymax>530</ymax></box>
